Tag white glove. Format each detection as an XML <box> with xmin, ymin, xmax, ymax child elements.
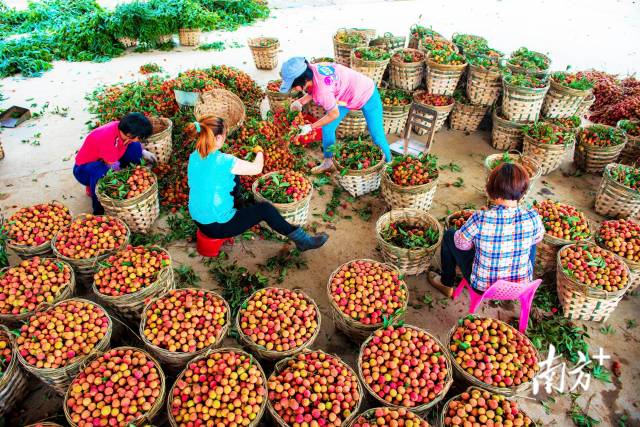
<box><xmin>299</xmin><ymin>124</ymin><xmax>313</xmax><ymax>136</ymax></box>
<box><xmin>142</xmin><ymin>149</ymin><xmax>158</xmax><ymax>164</ymax></box>
<box><xmin>290</xmin><ymin>100</ymin><xmax>303</xmax><ymax>112</ymax></box>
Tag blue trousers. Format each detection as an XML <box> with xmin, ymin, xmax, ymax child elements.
<box><xmin>322</xmin><ymin>87</ymin><xmax>392</xmax><ymax>162</ymax></box>
<box><xmin>440</xmin><ymin>228</ymin><xmax>537</xmax><ymax>290</ymax></box>
<box><xmin>73</xmin><ymin>142</ymin><xmax>143</xmax><ymax>214</ymax></box>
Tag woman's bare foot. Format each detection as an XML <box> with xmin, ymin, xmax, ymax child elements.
<box><xmin>427</xmin><ymin>271</ymin><xmax>454</xmax><ymax>297</ymax></box>
<box><xmin>311</xmin><ymin>158</ymin><xmax>334</xmax><ymax>174</ymax></box>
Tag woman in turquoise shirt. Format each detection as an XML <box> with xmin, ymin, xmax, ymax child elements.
<box><xmin>187</xmin><ymin>116</ymin><xmax>328</xmax><ymax>251</ymax></box>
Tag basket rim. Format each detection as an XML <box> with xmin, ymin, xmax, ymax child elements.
<box><xmin>96</xmin><ymin>169</ymin><xmax>158</xmax><ymax>207</ymax></box>
<box><xmin>251</xmin><ymin>170</ymin><xmax>313</xmax><ymax>211</ymax></box>
<box><xmin>247</xmin><ymin>37</ymin><xmax>280</xmax><ymax>48</ymax></box>
<box><xmin>325</xmin><ymin>258</ymin><xmax>409</xmax><ymax>332</ymax></box>
<box><xmin>389</xmin><ymin>48</ymin><xmax>426</xmax><ymax>64</ymax></box>
<box><xmin>375</xmin><ymin>208</ymin><xmax>444</xmax><ymax>256</ymax></box>
<box><xmin>344</xmin><ymin>406</ymin><xmax>429</xmax><ymax>427</ymax></box>
<box><xmin>5</xmin><ymin>201</ymin><xmax>72</xmax><ymax>250</ymax></box>
<box><xmin>332</xmin><ymin>145</ymin><xmax>385</xmax><ymax>177</ymax></box>
<box><xmin>426</xmin><ymin>53</ymin><xmax>468</xmax><ymax>71</ymax></box>
<box><xmin>577</xmin><ymin>124</ymin><xmax>628</xmax><ymax>149</ymax></box>
<box><xmin>522</xmin><ymin>132</ymin><xmax>576</xmax><ymax>152</ymax></box>
<box><xmin>357</xmin><ymin>323</ymin><xmax>453</xmax><ymax>412</ymax></box>
<box><xmin>139</xmin><ymin>287</ymin><xmax>231</xmax><ymax>359</ymax></box>
<box><xmin>350</xmin><ymin>50</ymin><xmax>392</xmax><ymax>67</ymax></box>
<box><xmin>594</xmin><ymin>224</ymin><xmax>640</xmax><ymax>270</ymax></box>
<box><xmin>267</xmin><ymin>349</ymin><xmax>363</xmax><ymax>427</ymax></box>
<box><xmin>166</xmin><ymin>346</ymin><xmax>268</xmax><ymax>427</ymax></box>
<box><xmin>413</xmin><ymin>89</ymin><xmax>455</xmax><ymax>110</ymax></box>
<box><xmin>63</xmin><ymin>345</ymin><xmax>166</xmax><ymax>427</ymax></box>
<box><xmin>483</xmin><ymin>152</ymin><xmax>542</xmax><ymax>181</ymax></box>
<box><xmin>381</xmin><ymin>168</ymin><xmax>439</xmax><ymax>193</ymax></box>
<box><xmin>502</xmin><ymin>79</ymin><xmax>550</xmax><ymax>93</ymax></box>
<box><xmin>549</xmin><ymin>77</ymin><xmax>594</xmax><ymax>97</ymax></box>
<box><xmin>146</xmin><ymin>117</ymin><xmax>172</xmax><ymax>142</ymax></box>
<box><xmin>444</xmin><ymin>314</ymin><xmax>540</xmax><ymax>396</ymax></box>
<box><xmin>234</xmin><ymin>286</ymin><xmax>322</xmax><ymax>359</ymax></box>
<box><xmin>602</xmin><ymin>163</ymin><xmax>640</xmax><ymax>195</ymax></box>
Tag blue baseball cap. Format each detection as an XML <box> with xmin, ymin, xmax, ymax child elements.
<box><xmin>279</xmin><ymin>57</ymin><xmax>308</xmax><ymax>93</ymax></box>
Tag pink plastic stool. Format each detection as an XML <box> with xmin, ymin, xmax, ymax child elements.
<box><xmin>452</xmin><ymin>278</ymin><xmax>542</xmax><ymax>333</ymax></box>
<box><xmin>196</xmin><ymin>230</ymin><xmax>233</xmax><ymax>257</ymax></box>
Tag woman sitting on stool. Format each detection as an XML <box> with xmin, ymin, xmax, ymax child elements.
<box><xmin>186</xmin><ymin>116</ymin><xmax>328</xmax><ymax>251</ymax></box>
<box><xmin>429</xmin><ymin>163</ymin><xmax>544</xmax><ymax>297</ymax></box>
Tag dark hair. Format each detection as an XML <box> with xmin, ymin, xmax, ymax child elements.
<box><xmin>486</xmin><ymin>163</ymin><xmax>530</xmax><ymax>201</ymax></box>
<box><xmin>291</xmin><ymin>62</ymin><xmax>314</xmax><ymax>90</ymax></box>
<box><xmin>186</xmin><ymin>116</ymin><xmax>227</xmax><ymax>158</ymax></box>
<box><xmin>119</xmin><ymin>113</ymin><xmax>153</xmax><ymax>139</ymax></box>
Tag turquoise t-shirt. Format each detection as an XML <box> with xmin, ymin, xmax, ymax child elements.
<box><xmin>188</xmin><ymin>150</ymin><xmax>238</xmax><ymax>224</ymax></box>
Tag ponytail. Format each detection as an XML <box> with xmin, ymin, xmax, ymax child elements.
<box><xmin>185</xmin><ymin>116</ymin><xmax>227</xmax><ymax>158</ymax></box>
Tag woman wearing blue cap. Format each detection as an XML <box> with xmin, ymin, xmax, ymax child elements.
<box><xmin>279</xmin><ymin>57</ymin><xmax>392</xmax><ymax>174</ymax></box>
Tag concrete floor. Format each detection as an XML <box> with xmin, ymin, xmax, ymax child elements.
<box><xmin>1</xmin><ymin>1</ymin><xmax>640</xmax><ymax>426</ymax></box>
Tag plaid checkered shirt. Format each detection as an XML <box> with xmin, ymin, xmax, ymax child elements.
<box><xmin>455</xmin><ymin>206</ymin><xmax>545</xmax><ymax>291</ymax></box>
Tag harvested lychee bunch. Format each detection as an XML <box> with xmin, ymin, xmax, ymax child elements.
<box><xmin>329</xmin><ymin>260</ymin><xmax>408</xmax><ymax>326</ymax></box>
<box><xmin>351</xmin><ymin>407</ymin><xmax>430</xmax><ymax>427</ymax></box>
<box><xmin>414</xmin><ymin>91</ymin><xmax>454</xmax><ymax>107</ymax></box>
<box><xmin>99</xmin><ymin>165</ymin><xmax>156</xmax><ymax>200</ymax></box>
<box><xmin>0</xmin><ymin>257</ymin><xmax>72</xmax><ymax>316</ymax></box>
<box><xmin>532</xmin><ymin>200</ymin><xmax>591</xmax><ymax>241</ymax></box>
<box><xmin>447</xmin><ymin>209</ymin><xmax>487</xmax><ymax>230</ymax></box>
<box><xmin>7</xmin><ymin>202</ymin><xmax>71</xmax><ymax>247</ymax></box>
<box><xmin>578</xmin><ymin>125</ymin><xmax>626</xmax><ymax>147</ymax></box>
<box><xmin>381</xmin><ymin>222</ymin><xmax>439</xmax><ymax>249</ymax></box>
<box><xmin>379</xmin><ymin>88</ymin><xmax>412</xmax><ymax>107</ymax></box>
<box><xmin>65</xmin><ymin>347</ymin><xmax>163</xmax><ymax>427</ymax></box>
<box><xmin>387</xmin><ymin>153</ymin><xmax>438</xmax><ymax>187</ymax></box>
<box><xmin>268</xmin><ymin>351</ymin><xmax>361</xmax><ymax>426</ymax></box>
<box><xmin>334</xmin><ymin>140</ymin><xmax>383</xmax><ymax>172</ymax></box>
<box><xmin>559</xmin><ymin>244</ymin><xmax>629</xmax><ymax>291</ymax></box>
<box><xmin>255</xmin><ymin>171</ymin><xmax>311</xmax><ymax>203</ymax></box>
<box><xmin>239</xmin><ymin>287</ymin><xmax>319</xmax><ymax>353</ymax></box>
<box><xmin>170</xmin><ymin>349</ymin><xmax>266</xmax><ymax>426</ymax></box>
<box><xmin>267</xmin><ymin>79</ymin><xmax>284</xmax><ymax>92</ymax></box>
<box><xmin>94</xmin><ymin>245</ymin><xmax>171</xmax><ymax>296</ymax></box>
<box><xmin>443</xmin><ymin>388</ymin><xmax>534</xmax><ymax>427</ymax></box>
<box><xmin>449</xmin><ymin>316</ymin><xmax>540</xmax><ymax>388</ymax></box>
<box><xmin>523</xmin><ymin>121</ymin><xmax>574</xmax><ymax>146</ymax></box>
<box><xmin>0</xmin><ymin>333</ymin><xmax>13</xmax><ymax>375</ymax></box>
<box><xmin>597</xmin><ymin>219</ymin><xmax>640</xmax><ymax>263</ymax></box>
<box><xmin>17</xmin><ymin>299</ymin><xmax>110</xmax><ymax>369</ymax></box>
<box><xmin>54</xmin><ymin>215</ymin><xmax>128</xmax><ymax>260</ymax></box>
<box><xmin>360</xmin><ymin>325</ymin><xmax>450</xmax><ymax>408</ymax></box>
<box><xmin>143</xmin><ymin>288</ymin><xmax>228</xmax><ymax>353</ymax></box>
<box><xmin>608</xmin><ymin>164</ymin><xmax>640</xmax><ymax>192</ymax></box>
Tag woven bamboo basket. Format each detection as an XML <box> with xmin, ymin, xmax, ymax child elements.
<box><xmin>303</xmin><ymin>100</ymin><xmax>325</xmax><ymax>120</ymax></box>
<box><xmin>251</xmin><ymin>172</ymin><xmax>313</xmax><ymax>227</ymax></box>
<box><xmin>64</xmin><ymin>346</ymin><xmax>165</xmax><ymax>427</ymax></box>
<box><xmin>467</xmin><ymin>64</ymin><xmax>502</xmax><ymax>106</ymax></box>
<box><xmin>350</xmin><ymin>28</ymin><xmax>377</xmax><ymax>43</ymax></box>
<box><xmin>375</xmin><ymin>209</ymin><xmax>443</xmax><ymax>275</ymax></box>
<box><xmin>334</xmin><ymin>153</ymin><xmax>384</xmax><ymax>198</ymax></box>
<box><xmin>595</xmin><ymin>164</ymin><xmax>640</xmax><ymax>219</ymax></box>
<box><xmin>24</xmin><ymin>422</ymin><xmax>65</xmax><ymax>427</ymax></box>
<box><xmin>6</xmin><ymin>201</ymin><xmax>71</xmax><ymax>259</ymax></box>
<box><xmin>326</xmin><ymin>259</ymin><xmax>409</xmax><ymax>341</ymax></box>
<box><xmin>439</xmin><ymin>387</ymin><xmax>538</xmax><ymax>427</ymax></box>
<box><xmin>502</xmin><ymin>80</ymin><xmax>550</xmax><ymax>122</ymax></box>
<box><xmin>357</xmin><ymin>324</ymin><xmax>452</xmax><ymax>416</ymax></box>
<box><xmin>575</xmin><ymin>127</ymin><xmax>627</xmax><ymax>174</ymax></box>
<box><xmin>118</xmin><ymin>37</ymin><xmax>138</xmax><ymax>48</ymax></box>
<box><xmin>267</xmin><ymin>350</ymin><xmax>363</xmax><ymax>427</ymax></box>
<box><xmin>491</xmin><ymin>108</ymin><xmax>528</xmax><ymax>151</ymax></box>
<box><xmin>178</xmin><ymin>28</ymin><xmax>200</xmax><ymax>46</ymax></box>
<box><xmin>450</xmin><ymin>102</ymin><xmax>489</xmax><ymax>132</ymax></box>
<box><xmin>541</xmin><ymin>78</ymin><xmax>592</xmax><ymax>119</ymax></box>
<box><xmin>507</xmin><ymin>52</ymin><xmax>551</xmax><ymax>80</ymax></box>
<box><xmin>381</xmin><ymin>170</ymin><xmax>438</xmax><ymax>210</ymax></box>
<box><xmin>350</xmin><ymin>51</ymin><xmax>390</xmax><ymax>86</ymax></box>
<box><xmin>140</xmin><ymin>288</ymin><xmax>231</xmax><ymax>372</ymax></box>
<box><xmin>157</xmin><ymin>34</ymin><xmax>173</xmax><ymax>44</ymax></box>
<box><xmin>617</xmin><ymin>120</ymin><xmax>640</xmax><ymax>165</ymax></box>
<box><xmin>483</xmin><ymin>152</ymin><xmax>541</xmax><ymax>201</ymax></box>
<box><xmin>369</xmin><ymin>32</ymin><xmax>406</xmax><ymax>51</ymax></box>
<box><xmin>96</xmin><ymin>171</ymin><xmax>160</xmax><ymax>234</ymax></box>
<box><xmin>381</xmin><ymin>96</ymin><xmax>412</xmax><ymax>135</ymax></box>
<box><xmin>535</xmin><ymin>227</ymin><xmax>592</xmax><ymax>276</ymax></box>
<box><xmin>0</xmin><ymin>325</ymin><xmax>28</xmax><ymax>416</ymax></box>
<box><xmin>0</xmin><ymin>259</ymin><xmax>75</xmax><ymax>327</ymax></box>
<box><xmin>167</xmin><ymin>347</ymin><xmax>267</xmax><ymax>427</ymax></box>
<box><xmin>596</xmin><ymin>225</ymin><xmax>640</xmax><ymax>292</ymax></box>
<box><xmin>523</xmin><ymin>133</ymin><xmax>575</xmax><ymax>175</ymax></box>
<box><xmin>92</xmin><ymin>247</ymin><xmax>174</xmax><ymax>321</ymax></box>
<box><xmin>388</xmin><ymin>49</ymin><xmax>425</xmax><ymax>91</ymax></box>
<box><xmin>346</xmin><ymin>407</ymin><xmax>429</xmax><ymax>427</ymax></box>
<box><xmin>336</xmin><ymin>109</ymin><xmax>369</xmax><ymax>139</ymax></box>
<box><xmin>333</xmin><ymin>31</ymin><xmax>369</xmax><ymax>66</ymax></box>
<box><xmin>235</xmin><ymin>287</ymin><xmax>321</xmax><ymax>361</ymax></box>
<box><xmin>51</xmin><ymin>215</ymin><xmax>130</xmax><ymax>281</ymax></box>
<box><xmin>445</xmin><ymin>316</ymin><xmax>539</xmax><ymax>396</ymax></box>
<box><xmin>17</xmin><ymin>298</ymin><xmax>113</xmax><ymax>394</ymax></box>
<box><xmin>425</xmin><ymin>57</ymin><xmax>467</xmax><ymax>96</ymax></box>
<box><xmin>556</xmin><ymin>243</ymin><xmax>632</xmax><ymax>322</ymax></box>
<box><xmin>413</xmin><ymin>90</ymin><xmax>454</xmax><ymax>134</ymax></box>
<box><xmin>248</xmin><ymin>37</ymin><xmax>280</xmax><ymax>70</ymax></box>
<box><xmin>145</xmin><ymin>117</ymin><xmax>173</xmax><ymax>164</ymax></box>
<box><xmin>576</xmin><ymin>93</ymin><xmax>596</xmax><ymax>118</ymax></box>
<box><xmin>194</xmin><ymin>89</ymin><xmax>246</xmax><ymax>134</ymax></box>
<box><xmin>266</xmin><ymin>85</ymin><xmax>293</xmax><ymax>112</ymax></box>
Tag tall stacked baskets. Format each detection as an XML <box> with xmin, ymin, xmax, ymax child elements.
<box><xmin>425</xmin><ymin>53</ymin><xmax>467</xmax><ymax>96</ymax></box>
<box><xmin>502</xmin><ymin>78</ymin><xmax>550</xmax><ymax>122</ymax></box>
<box><xmin>248</xmin><ymin>37</ymin><xmax>280</xmax><ymax>70</ymax></box>
<box><xmin>467</xmin><ymin>64</ymin><xmax>502</xmax><ymax>106</ymax></box>
<box><xmin>388</xmin><ymin>49</ymin><xmax>425</xmax><ymax>91</ymax></box>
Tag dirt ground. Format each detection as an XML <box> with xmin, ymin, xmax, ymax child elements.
<box><xmin>1</xmin><ymin>1</ymin><xmax>640</xmax><ymax>426</ymax></box>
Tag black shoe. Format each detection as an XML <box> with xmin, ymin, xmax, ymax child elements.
<box><xmin>287</xmin><ymin>227</ymin><xmax>329</xmax><ymax>251</ymax></box>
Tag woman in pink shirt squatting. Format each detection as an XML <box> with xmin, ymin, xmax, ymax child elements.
<box><xmin>428</xmin><ymin>163</ymin><xmax>545</xmax><ymax>297</ymax></box>
<box><xmin>73</xmin><ymin>113</ymin><xmax>157</xmax><ymax>214</ymax></box>
<box><xmin>279</xmin><ymin>57</ymin><xmax>392</xmax><ymax>174</ymax></box>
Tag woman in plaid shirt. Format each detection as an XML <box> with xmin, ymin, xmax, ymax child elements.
<box><xmin>429</xmin><ymin>163</ymin><xmax>545</xmax><ymax>296</ymax></box>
